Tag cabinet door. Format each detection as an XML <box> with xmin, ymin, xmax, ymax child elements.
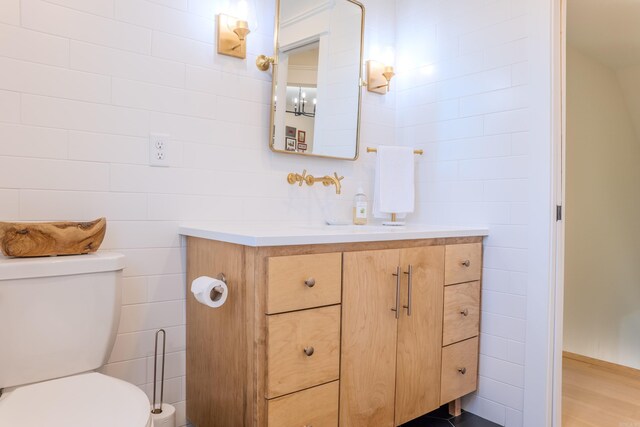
<box><xmin>395</xmin><ymin>246</ymin><xmax>445</xmax><ymax>425</ymax></box>
<box><xmin>340</xmin><ymin>249</ymin><xmax>400</xmax><ymax>427</ymax></box>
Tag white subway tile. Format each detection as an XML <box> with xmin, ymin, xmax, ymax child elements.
<box><xmin>485</xmin><ymin>38</ymin><xmax>528</xmax><ymax>69</ymax></box>
<box><xmin>152</xmin><ymin>30</ymin><xmax>213</xmax><ymax>66</ymax></box>
<box><xmin>479</xmin><ymin>333</ymin><xmax>508</xmax><ymax>360</ymax></box>
<box><xmin>506</xmin><ymin>408</ymin><xmax>524</xmax><ymax>427</ymax></box>
<box><xmin>123</xmin><ymin>277</ymin><xmax>148</xmax><ymax>305</ymax></box>
<box><xmin>485</xmin><ymin>108</ymin><xmax>529</xmax><ymax>134</ymax></box>
<box><xmin>148</xmin><ymin>0</ymin><xmax>187</xmax><ymax>10</ymax></box>
<box><xmin>462</xmin><ymin>393</ymin><xmax>507</xmax><ymax>425</ymax></box>
<box><xmin>142</xmin><ymin>376</ymin><xmax>182</xmax><ymax>403</ymax></box>
<box><xmin>478</xmin><ymin>376</ymin><xmax>524</xmax><ymax>410</ymax></box>
<box><xmin>147</xmin><ymin>193</ymin><xmax>244</xmax><ymax>221</ymax></box>
<box><xmin>109</xmin><ymin>325</ymin><xmax>185</xmax><ymax>362</ymax></box>
<box><xmin>19</xmin><ymin>190</ymin><xmax>148</xmax><ymax>221</ymax></box>
<box><xmin>70</xmin><ymin>41</ymin><xmax>186</xmax><ymax>88</ymax></box>
<box><xmin>0</xmin><ymin>23</ymin><xmax>69</xmax><ymax>67</ymax></box>
<box><xmin>22</xmin><ymin>95</ymin><xmax>150</xmax><ymax>136</ymax></box>
<box><xmin>484</xmin><ymin>246</ymin><xmax>527</xmax><ymax>272</ymax></box>
<box><xmin>0</xmin><ymin>189</ymin><xmax>20</xmax><ymax>219</ymax></box>
<box><xmin>148</xmin><ymin>274</ymin><xmax>185</xmax><ymax>302</ymax></box>
<box><xmin>0</xmin><ymin>57</ymin><xmax>111</xmax><ymax>103</ymax></box>
<box><xmin>115</xmin><ymin>0</ymin><xmax>212</xmax><ymax>43</ymax></box>
<box><xmin>511</xmin><ymin>61</ymin><xmax>529</xmax><ymax>86</ymax></box>
<box><xmin>0</xmin><ymin>123</ymin><xmax>68</xmax><ymax>159</ymax></box>
<box><xmin>0</xmin><ymin>0</ymin><xmax>19</xmax><ymax>25</ymax></box>
<box><xmin>119</xmin><ymin>300</ymin><xmax>183</xmax><ymax>333</ymax></box>
<box><xmin>0</xmin><ymin>157</ymin><xmax>109</xmax><ymax>191</ymax></box>
<box><xmin>479</xmin><ymin>354</ymin><xmax>525</xmax><ymax>387</ymax></box>
<box><xmin>100</xmin><ymin>358</ymin><xmax>147</xmax><ymax>386</ymax></box>
<box><xmin>103</xmin><ymin>221</ymin><xmax>181</xmax><ymax>249</ymax></box>
<box><xmin>145</xmin><ymin>350</ymin><xmax>185</xmax><ymax>381</ymax></box>
<box><xmin>113</xmin><ymin>78</ymin><xmax>216</xmax><ymax>119</ymax></box>
<box><xmin>507</xmin><ymin>340</ymin><xmax>526</xmax><ymax>364</ymax></box>
<box><xmin>119</xmin><ymin>247</ymin><xmax>184</xmax><ymax>277</ymax></box>
<box><xmin>22</xmin><ymin>0</ymin><xmax>151</xmax><ymax>54</ymax></box>
<box><xmin>45</xmin><ymin>0</ymin><xmax>115</xmax><ymax>17</ymax></box>
<box><xmin>0</xmin><ymin>89</ymin><xmax>20</xmax><ymax>123</ymax></box>
<box><xmin>68</xmin><ymin>131</ymin><xmax>148</xmax><ymax>164</ymax></box>
<box><xmin>460</xmin><ymin>85</ymin><xmax>528</xmax><ymax>117</ymax></box>
<box><xmin>460</xmin><ymin>15</ymin><xmax>527</xmax><ymax>54</ymax></box>
<box><xmin>481</xmin><ymin>312</ymin><xmax>525</xmax><ymax>341</ymax></box>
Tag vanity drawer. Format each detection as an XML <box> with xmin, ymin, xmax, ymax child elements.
<box><xmin>442</xmin><ymin>281</ymin><xmax>480</xmax><ymax>346</ymax></box>
<box><xmin>267</xmin><ymin>253</ymin><xmax>342</xmax><ymax>314</ymax></box>
<box><xmin>445</xmin><ymin>243</ymin><xmax>482</xmax><ymax>285</ymax></box>
<box><xmin>267</xmin><ymin>381</ymin><xmax>339</xmax><ymax>427</ymax></box>
<box><xmin>440</xmin><ymin>337</ymin><xmax>479</xmax><ymax>404</ymax></box>
<box><xmin>266</xmin><ymin>305</ymin><xmax>341</xmax><ymax>398</ymax></box>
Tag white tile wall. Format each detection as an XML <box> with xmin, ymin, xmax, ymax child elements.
<box><xmin>395</xmin><ymin>0</ymin><xmax>529</xmax><ymax>425</ymax></box>
<box><xmin>0</xmin><ymin>1</ymin><xmax>395</xmax><ymax>426</ymax></box>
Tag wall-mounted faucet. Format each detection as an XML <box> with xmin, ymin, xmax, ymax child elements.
<box><xmin>287</xmin><ymin>170</ymin><xmax>344</xmax><ymax>194</ymax></box>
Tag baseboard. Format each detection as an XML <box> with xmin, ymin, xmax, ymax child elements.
<box><xmin>563</xmin><ymin>351</ymin><xmax>640</xmax><ymax>378</ymax></box>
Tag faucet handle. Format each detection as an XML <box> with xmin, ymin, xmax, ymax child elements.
<box><xmin>333</xmin><ymin>172</ymin><xmax>344</xmax><ymax>182</ymax></box>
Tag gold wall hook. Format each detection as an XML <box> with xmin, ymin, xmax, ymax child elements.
<box><xmin>256</xmin><ymin>54</ymin><xmax>275</xmax><ymax>71</ymax></box>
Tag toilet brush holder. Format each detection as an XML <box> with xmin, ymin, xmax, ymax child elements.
<box><xmin>151</xmin><ymin>329</ymin><xmax>176</xmax><ymax>427</ymax></box>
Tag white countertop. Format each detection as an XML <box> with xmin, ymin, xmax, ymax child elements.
<box><xmin>179</xmin><ymin>222</ymin><xmax>489</xmax><ymax>247</ymax></box>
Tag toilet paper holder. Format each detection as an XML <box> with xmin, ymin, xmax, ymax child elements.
<box><xmin>210</xmin><ymin>273</ymin><xmax>227</xmax><ymax>302</ymax></box>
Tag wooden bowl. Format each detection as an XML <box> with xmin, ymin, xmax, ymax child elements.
<box><xmin>0</xmin><ymin>218</ymin><xmax>107</xmax><ymax>257</ymax></box>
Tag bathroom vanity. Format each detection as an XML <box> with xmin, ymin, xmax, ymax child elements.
<box><xmin>180</xmin><ymin>223</ymin><xmax>488</xmax><ymax>427</ymax></box>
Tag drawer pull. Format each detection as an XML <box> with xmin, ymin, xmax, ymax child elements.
<box><xmin>460</xmin><ymin>308</ymin><xmax>469</xmax><ymax>317</ymax></box>
<box><xmin>461</xmin><ymin>260</ymin><xmax>471</xmax><ymax>267</ymax></box>
<box><xmin>304</xmin><ymin>278</ymin><xmax>316</xmax><ymax>288</ymax></box>
<box><xmin>458</xmin><ymin>367</ymin><xmax>467</xmax><ymax>375</ymax></box>
<box><xmin>303</xmin><ymin>346</ymin><xmax>315</xmax><ymax>357</ymax></box>
<box><xmin>391</xmin><ymin>267</ymin><xmax>401</xmax><ymax>319</ymax></box>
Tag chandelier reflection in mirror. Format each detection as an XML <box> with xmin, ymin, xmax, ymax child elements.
<box><xmin>286</xmin><ymin>86</ymin><xmax>317</xmax><ymax>118</ymax></box>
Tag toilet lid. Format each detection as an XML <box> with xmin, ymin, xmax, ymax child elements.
<box><xmin>0</xmin><ymin>372</ymin><xmax>152</xmax><ymax>427</ymax></box>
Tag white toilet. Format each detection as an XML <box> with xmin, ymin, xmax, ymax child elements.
<box><xmin>0</xmin><ymin>252</ymin><xmax>153</xmax><ymax>427</ymax></box>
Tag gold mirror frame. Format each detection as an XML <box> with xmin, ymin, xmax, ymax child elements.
<box><xmin>267</xmin><ymin>0</ymin><xmax>366</xmax><ymax>161</ymax></box>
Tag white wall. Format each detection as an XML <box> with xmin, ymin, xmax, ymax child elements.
<box><xmin>395</xmin><ymin>0</ymin><xmax>531</xmax><ymax>425</ymax></box>
<box><xmin>0</xmin><ymin>0</ymin><xmax>396</xmax><ymax>426</ymax></box>
<box><xmin>564</xmin><ymin>45</ymin><xmax>640</xmax><ymax>369</ymax></box>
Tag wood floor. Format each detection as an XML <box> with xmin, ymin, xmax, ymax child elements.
<box><xmin>563</xmin><ymin>355</ymin><xmax>640</xmax><ymax>426</ymax></box>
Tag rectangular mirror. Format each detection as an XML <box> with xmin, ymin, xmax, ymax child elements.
<box><xmin>269</xmin><ymin>0</ymin><xmax>365</xmax><ymax>160</ymax></box>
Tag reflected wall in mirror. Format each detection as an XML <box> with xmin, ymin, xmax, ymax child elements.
<box><xmin>269</xmin><ymin>0</ymin><xmax>365</xmax><ymax>160</ymax></box>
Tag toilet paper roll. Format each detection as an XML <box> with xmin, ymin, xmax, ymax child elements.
<box><xmin>191</xmin><ymin>276</ymin><xmax>228</xmax><ymax>308</ymax></box>
<box><xmin>150</xmin><ymin>403</ymin><xmax>176</xmax><ymax>427</ymax></box>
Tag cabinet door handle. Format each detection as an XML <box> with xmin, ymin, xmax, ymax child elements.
<box><xmin>303</xmin><ymin>346</ymin><xmax>315</xmax><ymax>357</ymax></box>
<box><xmin>304</xmin><ymin>278</ymin><xmax>316</xmax><ymax>288</ymax></box>
<box><xmin>391</xmin><ymin>267</ymin><xmax>400</xmax><ymax>319</ymax></box>
<box><xmin>458</xmin><ymin>367</ymin><xmax>467</xmax><ymax>375</ymax></box>
<box><xmin>460</xmin><ymin>308</ymin><xmax>469</xmax><ymax>317</ymax></box>
<box><xmin>461</xmin><ymin>259</ymin><xmax>471</xmax><ymax>267</ymax></box>
<box><xmin>403</xmin><ymin>265</ymin><xmax>413</xmax><ymax>316</ymax></box>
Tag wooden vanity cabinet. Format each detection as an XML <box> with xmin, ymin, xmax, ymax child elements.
<box><xmin>185</xmin><ymin>237</ymin><xmax>482</xmax><ymax>427</ymax></box>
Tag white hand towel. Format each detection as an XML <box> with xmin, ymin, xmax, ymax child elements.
<box><xmin>373</xmin><ymin>146</ymin><xmax>415</xmax><ymax>218</ymax></box>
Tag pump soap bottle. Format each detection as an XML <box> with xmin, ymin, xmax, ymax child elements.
<box><xmin>353</xmin><ymin>187</ymin><xmax>368</xmax><ymax>225</ymax></box>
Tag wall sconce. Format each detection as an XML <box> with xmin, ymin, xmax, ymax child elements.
<box><xmin>217</xmin><ymin>14</ymin><xmax>251</xmax><ymax>59</ymax></box>
<box><xmin>366</xmin><ymin>60</ymin><xmax>395</xmax><ymax>94</ymax></box>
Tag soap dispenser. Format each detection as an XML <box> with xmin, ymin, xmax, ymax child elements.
<box><xmin>353</xmin><ymin>187</ymin><xmax>368</xmax><ymax>225</ymax></box>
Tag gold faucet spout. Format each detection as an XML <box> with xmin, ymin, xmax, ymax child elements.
<box><xmin>287</xmin><ymin>170</ymin><xmax>344</xmax><ymax>194</ymax></box>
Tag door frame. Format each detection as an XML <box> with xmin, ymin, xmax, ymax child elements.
<box><xmin>550</xmin><ymin>0</ymin><xmax>567</xmax><ymax>425</ymax></box>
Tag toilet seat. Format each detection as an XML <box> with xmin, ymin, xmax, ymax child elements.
<box><xmin>0</xmin><ymin>372</ymin><xmax>153</xmax><ymax>427</ymax></box>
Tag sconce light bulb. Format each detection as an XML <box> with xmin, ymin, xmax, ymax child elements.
<box><xmin>294</xmin><ymin>97</ymin><xmax>298</xmax><ymax>104</ymax></box>
<box><xmin>313</xmin><ymin>98</ymin><xmax>317</xmax><ymax>105</ymax></box>
<box><xmin>302</xmin><ymin>92</ymin><xmax>307</xmax><ymax>99</ymax></box>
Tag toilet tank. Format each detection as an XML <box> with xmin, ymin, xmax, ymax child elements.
<box><xmin>0</xmin><ymin>252</ymin><xmax>125</xmax><ymax>389</ymax></box>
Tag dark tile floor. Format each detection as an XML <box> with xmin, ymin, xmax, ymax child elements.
<box><xmin>401</xmin><ymin>405</ymin><xmax>501</xmax><ymax>427</ymax></box>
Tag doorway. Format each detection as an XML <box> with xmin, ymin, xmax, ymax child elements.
<box><xmin>560</xmin><ymin>0</ymin><xmax>640</xmax><ymax>424</ymax></box>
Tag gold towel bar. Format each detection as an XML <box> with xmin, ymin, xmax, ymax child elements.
<box><xmin>367</xmin><ymin>147</ymin><xmax>424</xmax><ymax>155</ymax></box>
